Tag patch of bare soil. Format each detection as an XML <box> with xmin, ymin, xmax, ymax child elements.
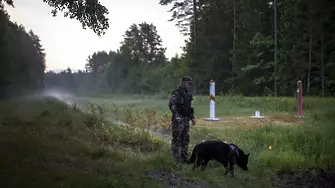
<box><xmin>272</xmin><ymin>167</ymin><xmax>335</xmax><ymax>188</ymax></box>
<box><xmin>149</xmin><ymin>126</ymin><xmax>171</xmax><ymax>136</ymax></box>
<box><xmin>196</xmin><ymin>113</ymin><xmax>302</xmax><ymax>129</ymax></box>
<box><xmin>145</xmin><ymin>113</ymin><xmax>303</xmax><ymax>141</ymax></box>
<box><xmin>144</xmin><ymin>168</ymin><xmax>211</xmax><ymax>188</ymax></box>
<box><xmin>268</xmin><ymin>113</ymin><xmax>300</xmax><ymax>124</ymax></box>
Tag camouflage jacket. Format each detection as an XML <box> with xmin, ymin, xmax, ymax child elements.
<box><xmin>169</xmin><ymin>86</ymin><xmax>195</xmax><ymax>120</ymax></box>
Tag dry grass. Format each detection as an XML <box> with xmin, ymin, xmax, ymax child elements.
<box><xmin>196</xmin><ymin>113</ymin><xmax>303</xmax><ymax>131</ymax></box>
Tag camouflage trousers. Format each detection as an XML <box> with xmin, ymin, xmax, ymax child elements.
<box><xmin>171</xmin><ymin>116</ymin><xmax>190</xmax><ymax>163</ymax></box>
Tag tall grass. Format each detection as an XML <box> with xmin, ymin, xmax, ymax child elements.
<box><xmin>0</xmin><ymin>95</ymin><xmax>334</xmax><ymax>188</ymax></box>
<box><xmin>80</xmin><ymin>95</ymin><xmax>335</xmax><ymax>183</ymax></box>
<box><xmin>0</xmin><ymin>97</ymin><xmax>166</xmax><ymax>188</ymax></box>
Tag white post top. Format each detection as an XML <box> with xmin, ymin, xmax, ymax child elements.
<box><xmin>251</xmin><ymin>110</ymin><xmax>264</xmax><ymax>119</ymax></box>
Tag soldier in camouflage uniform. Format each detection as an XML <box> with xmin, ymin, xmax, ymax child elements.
<box><xmin>169</xmin><ymin>76</ymin><xmax>196</xmax><ymax>163</ymax></box>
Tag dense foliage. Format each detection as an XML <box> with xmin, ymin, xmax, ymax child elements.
<box><xmin>0</xmin><ymin>3</ymin><xmax>45</xmax><ymax>99</ymax></box>
<box><xmin>45</xmin><ymin>0</ymin><xmax>335</xmax><ymax>97</ymax></box>
<box><xmin>0</xmin><ymin>0</ymin><xmax>109</xmax><ymax>99</ymax></box>
<box><xmin>1</xmin><ymin>0</ymin><xmax>335</xmax><ymax>97</ymax></box>
<box><xmin>1</xmin><ymin>0</ymin><xmax>109</xmax><ymax>36</ymax></box>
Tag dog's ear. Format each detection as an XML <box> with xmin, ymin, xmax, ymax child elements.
<box><xmin>246</xmin><ymin>153</ymin><xmax>250</xmax><ymax>157</ymax></box>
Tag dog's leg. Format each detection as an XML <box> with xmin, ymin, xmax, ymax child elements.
<box><xmin>220</xmin><ymin>161</ymin><xmax>229</xmax><ymax>175</ymax></box>
<box><xmin>192</xmin><ymin>157</ymin><xmax>202</xmax><ymax>170</ymax></box>
<box><xmin>192</xmin><ymin>163</ymin><xmax>197</xmax><ymax>171</ymax></box>
<box><xmin>228</xmin><ymin>160</ymin><xmax>235</xmax><ymax>177</ymax></box>
<box><xmin>200</xmin><ymin>159</ymin><xmax>209</xmax><ymax>171</ymax></box>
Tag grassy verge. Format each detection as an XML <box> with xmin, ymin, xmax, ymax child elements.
<box><xmin>1</xmin><ymin>95</ymin><xmax>335</xmax><ymax>187</ymax></box>
<box><xmin>0</xmin><ymin>97</ymin><xmax>167</xmax><ymax>188</ymax></box>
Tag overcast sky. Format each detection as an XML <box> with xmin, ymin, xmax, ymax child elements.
<box><xmin>5</xmin><ymin>0</ymin><xmax>187</xmax><ymax>71</ymax></box>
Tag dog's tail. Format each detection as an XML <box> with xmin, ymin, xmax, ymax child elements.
<box><xmin>188</xmin><ymin>147</ymin><xmax>197</xmax><ymax>164</ymax></box>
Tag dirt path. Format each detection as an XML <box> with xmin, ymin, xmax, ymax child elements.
<box><xmin>53</xmin><ymin>95</ymin><xmax>172</xmax><ymax>143</ymax></box>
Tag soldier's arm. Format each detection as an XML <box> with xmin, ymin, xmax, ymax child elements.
<box><xmin>190</xmin><ymin>93</ymin><xmax>195</xmax><ymax>119</ymax></box>
<box><xmin>169</xmin><ymin>91</ymin><xmax>180</xmax><ymax>116</ymax></box>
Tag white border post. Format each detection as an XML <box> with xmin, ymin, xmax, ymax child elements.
<box><xmin>204</xmin><ymin>79</ymin><xmax>220</xmax><ymax>121</ymax></box>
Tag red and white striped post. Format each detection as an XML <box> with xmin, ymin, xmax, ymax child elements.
<box><xmin>297</xmin><ymin>80</ymin><xmax>303</xmax><ymax>118</ymax></box>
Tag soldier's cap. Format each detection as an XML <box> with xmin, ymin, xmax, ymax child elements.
<box><xmin>181</xmin><ymin>76</ymin><xmax>192</xmax><ymax>82</ymax></box>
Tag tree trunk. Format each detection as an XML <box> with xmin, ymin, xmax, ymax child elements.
<box><xmin>321</xmin><ymin>18</ymin><xmax>324</xmax><ymax>97</ymax></box>
<box><xmin>232</xmin><ymin>0</ymin><xmax>236</xmax><ymax>88</ymax></box>
<box><xmin>274</xmin><ymin>0</ymin><xmax>278</xmax><ymax>97</ymax></box>
<box><xmin>192</xmin><ymin>0</ymin><xmax>197</xmax><ymax>95</ymax></box>
<box><xmin>307</xmin><ymin>0</ymin><xmax>312</xmax><ymax>95</ymax></box>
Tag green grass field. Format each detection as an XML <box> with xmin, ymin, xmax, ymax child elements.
<box><xmin>0</xmin><ymin>94</ymin><xmax>334</xmax><ymax>187</ymax></box>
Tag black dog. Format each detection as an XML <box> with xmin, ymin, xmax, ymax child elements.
<box><xmin>188</xmin><ymin>140</ymin><xmax>250</xmax><ymax>177</ymax></box>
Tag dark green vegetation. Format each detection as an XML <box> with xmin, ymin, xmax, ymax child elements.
<box><xmin>0</xmin><ymin>98</ymin><xmax>166</xmax><ymax>188</ymax></box>
<box><xmin>45</xmin><ymin>0</ymin><xmax>335</xmax><ymax>97</ymax></box>
<box><xmin>0</xmin><ymin>4</ymin><xmax>45</xmax><ymax>99</ymax></box>
<box><xmin>2</xmin><ymin>0</ymin><xmax>109</xmax><ymax>36</ymax></box>
<box><xmin>0</xmin><ymin>0</ymin><xmax>109</xmax><ymax>100</ymax></box>
<box><xmin>1</xmin><ymin>96</ymin><xmax>335</xmax><ymax>187</ymax></box>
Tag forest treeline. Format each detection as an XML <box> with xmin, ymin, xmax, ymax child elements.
<box><xmin>0</xmin><ymin>4</ymin><xmax>45</xmax><ymax>99</ymax></box>
<box><xmin>1</xmin><ymin>0</ymin><xmax>335</xmax><ymax>98</ymax></box>
<box><xmin>0</xmin><ymin>0</ymin><xmax>109</xmax><ymax>99</ymax></box>
<box><xmin>45</xmin><ymin>0</ymin><xmax>335</xmax><ymax>97</ymax></box>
